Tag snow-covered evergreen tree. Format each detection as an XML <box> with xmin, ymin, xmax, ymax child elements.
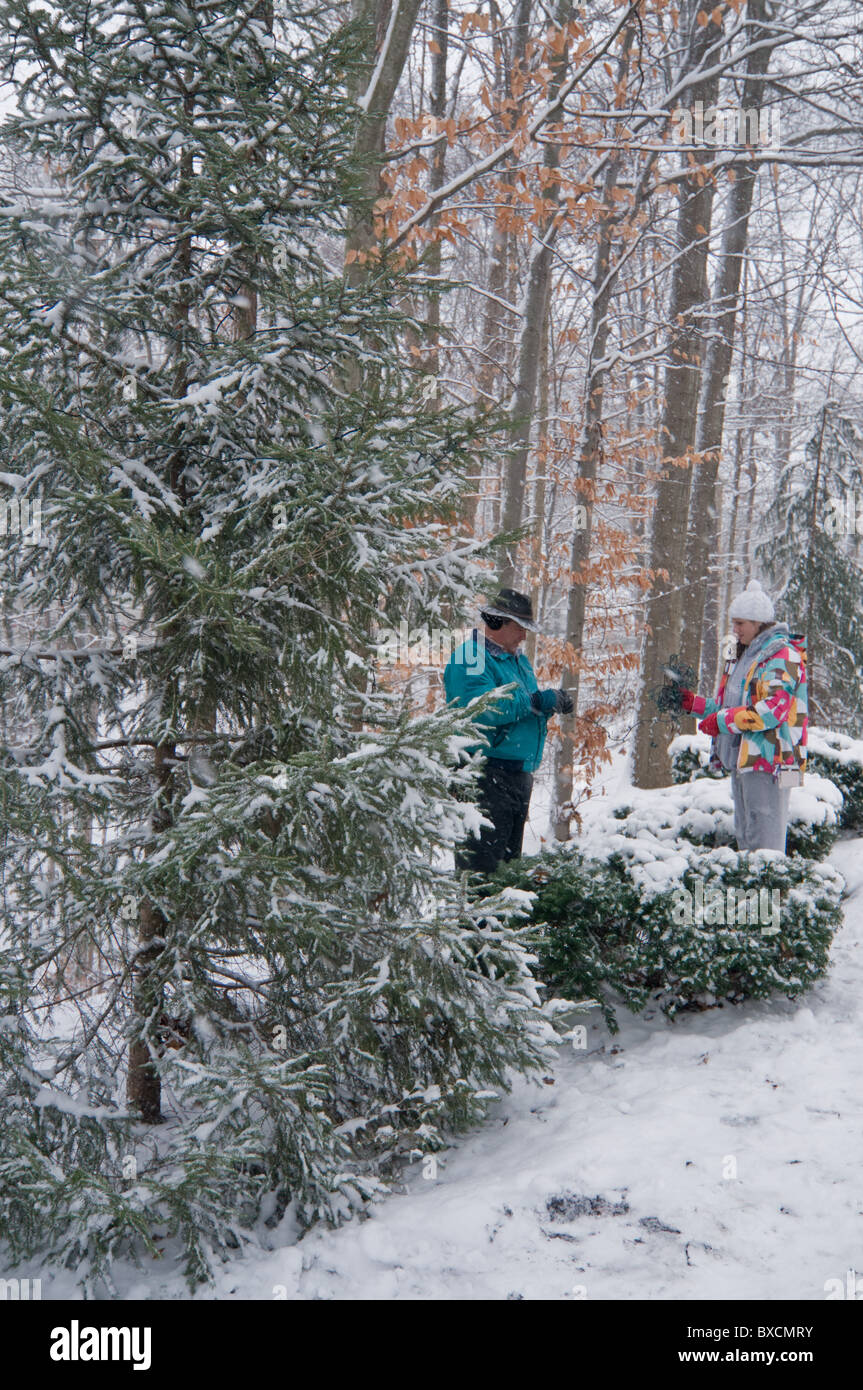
<box><xmin>759</xmin><ymin>401</ymin><xmax>863</xmax><ymax>730</ymax></box>
<box><xmin>0</xmin><ymin>0</ymin><xmax>560</xmax><ymax>1290</ymax></box>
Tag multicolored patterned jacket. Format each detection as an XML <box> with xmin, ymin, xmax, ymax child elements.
<box><xmin>703</xmin><ymin>628</ymin><xmax>808</xmax><ymax>778</ymax></box>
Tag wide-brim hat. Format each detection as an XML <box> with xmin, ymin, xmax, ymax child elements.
<box><xmin>479</xmin><ymin>588</ymin><xmax>542</xmax><ymax>633</ymax></box>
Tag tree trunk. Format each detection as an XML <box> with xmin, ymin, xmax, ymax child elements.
<box><xmin>525</xmin><ymin>312</ymin><xmax>551</xmax><ymax>669</ymax></box>
<box><xmin>740</xmin><ymin>434</ymin><xmax>758</xmax><ymax>577</ymax></box>
<box><xmin>127</xmin><ymin>751</ymin><xmax>173</xmax><ymax>1124</ymax></box>
<box><xmin>551</xmin><ymin>19</ymin><xmax>636</xmax><ymax>838</ymax></box>
<box><xmin>499</xmin><ymin>0</ymin><xmax>573</xmax><ymax>587</ymax></box>
<box><xmin>715</xmin><ymin>255</ymin><xmax>749</xmax><ymax>686</ymax></box>
<box><xmin>465</xmin><ymin>0</ymin><xmax>533</xmax><ymax>538</ymax></box>
<box><xmin>425</xmin><ymin>0</ymin><xmax>448</xmax><ymax>386</ymax></box>
<box><xmin>344</xmin><ymin>0</ymin><xmax>424</xmax><ymax>321</ymax></box>
<box><xmin>631</xmin><ymin>1</ymin><xmax>725</xmax><ymax>788</ymax></box>
<box><xmin>680</xmin><ymin>0</ymin><xmax>772</xmax><ymax>680</ymax></box>
<box><xmin>127</xmin><ymin>106</ymin><xmax>196</xmax><ymax>1118</ymax></box>
<box><xmin>464</xmin><ymin>221</ymin><xmax>511</xmax><ymax>537</ymax></box>
<box><xmin>801</xmin><ymin>403</ymin><xmax>829</xmax><ymax>725</ymax></box>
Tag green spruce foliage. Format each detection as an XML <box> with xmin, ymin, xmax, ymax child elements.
<box><xmin>759</xmin><ymin>402</ymin><xmax>863</xmax><ymax>730</ymax></box>
<box><xmin>0</xmin><ymin>1</ymin><xmax>559</xmax><ymax>1291</ymax></box>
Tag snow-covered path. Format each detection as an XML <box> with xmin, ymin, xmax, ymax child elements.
<box><xmin>179</xmin><ymin>835</ymin><xmax>863</xmax><ymax>1302</ymax></box>
<box><xmin>18</xmin><ymin>837</ymin><xmax>863</xmax><ymax>1302</ymax></box>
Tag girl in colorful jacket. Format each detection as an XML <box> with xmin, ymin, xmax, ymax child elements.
<box><xmin>678</xmin><ymin>581</ymin><xmax>808</xmax><ymax>853</ymax></box>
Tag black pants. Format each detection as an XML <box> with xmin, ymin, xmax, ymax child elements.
<box><xmin>455</xmin><ymin>758</ymin><xmax>534</xmax><ymax>878</ymax></box>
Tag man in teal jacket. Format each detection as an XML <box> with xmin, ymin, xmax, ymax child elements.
<box><xmin>444</xmin><ymin>588</ymin><xmax>572</xmax><ymax>875</ymax></box>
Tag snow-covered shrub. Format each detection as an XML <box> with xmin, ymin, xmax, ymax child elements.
<box><xmin>670</xmin><ymin>735</ymin><xmax>724</xmax><ymax>783</ymax></box>
<box><xmin>495</xmin><ymin>842</ymin><xmax>844</xmax><ymax>1033</ymax></box>
<box><xmin>494</xmin><ymin>851</ymin><xmax>651</xmax><ymax>1031</ymax></box>
<box><xmin>668</xmin><ymin>735</ymin><xmax>842</xmax><ymax>858</ymax></box>
<box><xmin>807</xmin><ymin>728</ymin><xmax>863</xmax><ymax>831</ymax></box>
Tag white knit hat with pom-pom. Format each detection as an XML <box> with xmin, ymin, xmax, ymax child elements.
<box><xmin>728</xmin><ymin>580</ymin><xmax>775</xmax><ymax>623</ymax></box>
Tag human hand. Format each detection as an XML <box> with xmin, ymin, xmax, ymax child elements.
<box><xmin>680</xmin><ymin>689</ymin><xmax>707</xmax><ymax>715</ymax></box>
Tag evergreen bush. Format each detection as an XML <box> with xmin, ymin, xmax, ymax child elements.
<box><xmin>669</xmin><ymin>736</ymin><xmax>843</xmax><ymax>857</ymax></box>
<box><xmin>495</xmin><ymin>843</ymin><xmax>844</xmax><ymax>1033</ymax></box>
<box><xmin>807</xmin><ymin>729</ymin><xmax>863</xmax><ymax>832</ymax></box>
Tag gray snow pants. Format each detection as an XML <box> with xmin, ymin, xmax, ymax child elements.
<box><xmin>730</xmin><ymin>769</ymin><xmax>791</xmax><ymax>852</ymax></box>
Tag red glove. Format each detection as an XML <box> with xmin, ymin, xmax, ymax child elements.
<box><xmin>698</xmin><ymin>712</ymin><xmax>720</xmax><ymax>737</ymax></box>
<box><xmin>680</xmin><ymin>689</ymin><xmax>707</xmax><ymax>715</ymax></box>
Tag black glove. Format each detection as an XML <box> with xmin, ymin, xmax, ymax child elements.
<box><xmin>530</xmin><ymin>688</ymin><xmax>574</xmax><ymax>716</ymax></box>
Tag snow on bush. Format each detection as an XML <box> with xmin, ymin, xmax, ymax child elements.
<box><xmin>493</xmin><ymin>776</ymin><xmax>846</xmax><ymax>1031</ymax></box>
<box><xmin>668</xmin><ymin>733</ymin><xmax>843</xmax><ymax>858</ymax></box>
<box><xmin>806</xmin><ymin>728</ymin><xmax>863</xmax><ymax>831</ymax></box>
<box><xmin>496</xmin><ymin>847</ymin><xmax>844</xmax><ymax>1032</ymax></box>
<box><xmin>669</xmin><ymin>732</ymin><xmax>724</xmax><ymax>783</ymax></box>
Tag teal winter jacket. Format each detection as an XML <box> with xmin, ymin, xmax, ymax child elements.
<box><xmin>443</xmin><ymin>629</ymin><xmax>550</xmax><ymax>772</ymax></box>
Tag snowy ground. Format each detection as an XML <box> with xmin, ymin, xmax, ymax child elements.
<box><xmin>209</xmin><ymin>833</ymin><xmax>862</xmax><ymax>1302</ymax></box>
<box><xmin>18</xmin><ymin>761</ymin><xmax>863</xmax><ymax>1301</ymax></box>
